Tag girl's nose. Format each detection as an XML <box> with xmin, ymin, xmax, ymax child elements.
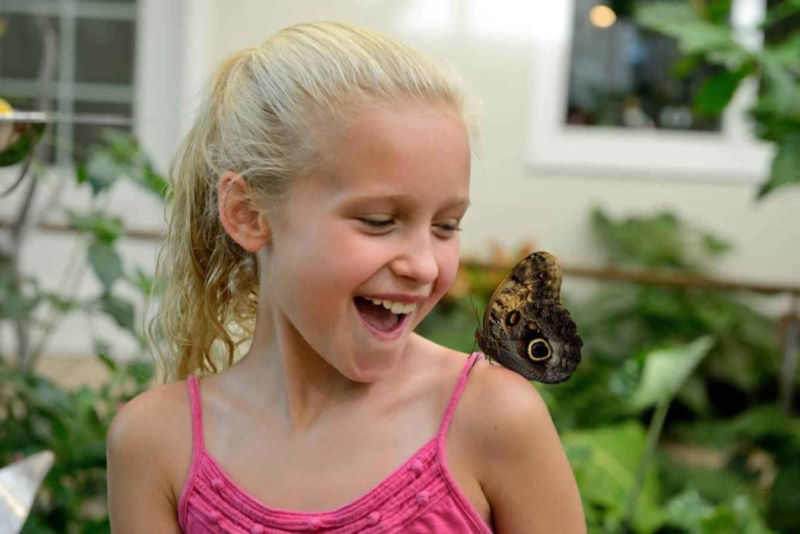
<box><xmin>390</xmin><ymin>232</ymin><xmax>439</xmax><ymax>285</ymax></box>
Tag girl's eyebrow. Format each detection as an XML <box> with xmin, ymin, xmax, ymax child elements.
<box><xmin>345</xmin><ymin>194</ymin><xmax>471</xmax><ymax>209</ymax></box>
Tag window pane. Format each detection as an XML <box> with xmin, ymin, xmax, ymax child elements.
<box><xmin>72</xmin><ymin>100</ymin><xmax>132</xmax><ymax>161</ymax></box>
<box><xmin>75</xmin><ymin>18</ymin><xmax>135</xmax><ymax>84</ymax></box>
<box><xmin>0</xmin><ymin>13</ymin><xmax>60</xmax><ymax>81</ymax></box>
<box><xmin>566</xmin><ymin>0</ymin><xmax>722</xmax><ymax>131</ymax></box>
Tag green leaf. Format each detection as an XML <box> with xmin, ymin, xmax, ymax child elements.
<box><xmin>768</xmin><ymin>463</ymin><xmax>800</xmax><ymax>531</ymax></box>
<box><xmin>101</xmin><ymin>129</ymin><xmax>139</xmax><ymax>164</ymax></box>
<box><xmin>635</xmin><ymin>3</ymin><xmax>743</xmax><ymax>62</ymax></box>
<box><xmin>65</xmin><ymin>209</ymin><xmax>124</xmax><ymax>243</ymax></box>
<box><xmin>75</xmin><ymin>162</ymin><xmax>88</xmax><ymax>185</ymax></box>
<box><xmin>727</xmin><ymin>496</ymin><xmax>776</xmax><ymax>534</ymax></box>
<box><xmin>694</xmin><ymin>67</ymin><xmax>751</xmax><ymax>117</ymax></box>
<box><xmin>85</xmin><ymin>150</ymin><xmax>124</xmax><ymax>195</ymax></box>
<box><xmin>672</xmin><ymin>405</ymin><xmax>800</xmax><ymax>449</ymax></box>
<box><xmin>125</xmin><ymin>359</ymin><xmax>154</xmax><ymax>386</ymax></box>
<box><xmin>125</xmin><ymin>266</ymin><xmax>160</xmax><ymax>296</ymax></box>
<box><xmin>0</xmin><ymin>291</ymin><xmax>40</xmax><ymax>319</ymax></box>
<box><xmin>760</xmin><ymin>53</ymin><xmax>800</xmax><ymax>116</ymax></box>
<box><xmin>676</xmin><ymin>374</ymin><xmax>711</xmax><ymax>416</ymax></box>
<box><xmin>100</xmin><ymin>293</ymin><xmax>135</xmax><ymax>332</ymax></box>
<box><xmin>97</xmin><ymin>129</ymin><xmax>169</xmax><ymax>199</ymax></box>
<box><xmin>88</xmin><ymin>240</ymin><xmax>123</xmax><ymax>289</ymax></box>
<box><xmin>563</xmin><ymin>422</ymin><xmax>664</xmax><ymax>533</ymax></box>
<box><xmin>137</xmin><ymin>161</ymin><xmax>170</xmax><ymax>199</ymax></box>
<box><xmin>588</xmin><ymin>206</ymin><xmax>736</xmax><ymax>271</ymax></box>
<box><xmin>42</xmin><ymin>293</ymin><xmax>77</xmax><ymax>313</ymax></box>
<box><xmin>590</xmin><ymin>208</ymin><xmax>690</xmax><ymax>268</ymax></box>
<box><xmin>701</xmin><ymin>506</ymin><xmax>740</xmax><ymax>533</ymax></box>
<box><xmin>701</xmin><ymin>233</ymin><xmax>731</xmax><ymax>255</ymax></box>
<box><xmin>630</xmin><ymin>336</ymin><xmax>715</xmax><ymax>411</ymax></box>
<box><xmin>664</xmin><ymin>488</ymin><xmax>715</xmax><ymax>532</ymax></box>
<box><xmin>761</xmin><ymin>0</ymin><xmax>800</xmax><ymax>31</ymax></box>
<box><xmin>94</xmin><ymin>343</ymin><xmax>116</xmax><ymax>372</ymax></box>
<box><xmin>757</xmin><ymin>135</ymin><xmax>800</xmax><ymax>198</ymax></box>
<box><xmin>700</xmin><ymin>497</ymin><xmax>776</xmax><ymax>534</ymax></box>
<box><xmin>636</xmin><ymin>3</ymin><xmax>699</xmax><ymax>32</ymax></box>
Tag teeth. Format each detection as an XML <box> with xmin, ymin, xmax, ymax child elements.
<box><xmin>365</xmin><ymin>297</ymin><xmax>417</xmax><ymax>315</ymax></box>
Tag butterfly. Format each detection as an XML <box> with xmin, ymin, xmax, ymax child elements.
<box><xmin>475</xmin><ymin>251</ymin><xmax>583</xmax><ymax>383</ymax></box>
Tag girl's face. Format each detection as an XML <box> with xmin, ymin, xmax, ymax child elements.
<box><xmin>263</xmin><ymin>100</ymin><xmax>471</xmax><ymax>382</ymax></box>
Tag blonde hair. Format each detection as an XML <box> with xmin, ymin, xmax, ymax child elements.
<box><xmin>147</xmin><ymin>21</ymin><xmax>480</xmax><ymax>384</ymax></box>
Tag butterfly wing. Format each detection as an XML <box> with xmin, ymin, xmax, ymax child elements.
<box><xmin>476</xmin><ymin>252</ymin><xmax>583</xmax><ymax>383</ymax></box>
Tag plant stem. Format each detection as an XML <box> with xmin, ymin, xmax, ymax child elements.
<box><xmin>13</xmin><ymin>171</ymin><xmax>38</xmax><ymax>371</ymax></box>
<box><xmin>9</xmin><ymin>15</ymin><xmax>58</xmax><ymax>371</ymax></box>
<box><xmin>29</xmin><ymin>193</ymin><xmax>104</xmax><ymax>365</ymax></box>
<box><xmin>780</xmin><ymin>295</ymin><xmax>799</xmax><ymax>415</ymax></box>
<box><xmin>624</xmin><ymin>397</ymin><xmax>671</xmax><ymax>525</ymax></box>
<box><xmin>28</xmin><ymin>243</ymin><xmax>89</xmax><ymax>364</ymax></box>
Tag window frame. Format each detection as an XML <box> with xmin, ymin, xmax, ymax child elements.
<box><xmin>134</xmin><ymin>0</ymin><xmax>210</xmax><ymax>172</ymax></box>
<box><xmin>525</xmin><ymin>0</ymin><xmax>772</xmax><ymax>182</ymax></box>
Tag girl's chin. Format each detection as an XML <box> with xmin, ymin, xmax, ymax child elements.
<box><xmin>347</xmin><ymin>344</ymin><xmax>407</xmax><ymax>381</ymax></box>
<box><xmin>343</xmin><ymin>360</ymin><xmax>397</xmax><ymax>384</ymax></box>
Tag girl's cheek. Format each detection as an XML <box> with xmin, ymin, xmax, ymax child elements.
<box><xmin>432</xmin><ymin>243</ymin><xmax>460</xmax><ymax>296</ymax></box>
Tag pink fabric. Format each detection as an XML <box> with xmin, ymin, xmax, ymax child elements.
<box><xmin>177</xmin><ymin>352</ymin><xmax>493</xmax><ymax>533</ymax></box>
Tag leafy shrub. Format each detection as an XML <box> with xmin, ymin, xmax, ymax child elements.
<box><xmin>420</xmin><ymin>206</ymin><xmax>798</xmax><ymax>533</ymax></box>
<box><xmin>0</xmin><ymin>355</ymin><xmax>152</xmax><ymax>534</ymax></box>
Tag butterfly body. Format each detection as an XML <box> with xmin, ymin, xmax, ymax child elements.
<box><xmin>476</xmin><ymin>251</ymin><xmax>583</xmax><ymax>383</ymax></box>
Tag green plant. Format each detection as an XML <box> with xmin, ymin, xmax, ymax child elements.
<box><xmin>1</xmin><ymin>126</ymin><xmax>166</xmax><ymax>532</ymax></box>
<box><xmin>555</xmin><ymin>208</ymin><xmax>795</xmax><ymax>532</ymax></box>
<box><xmin>0</xmin><ymin>129</ymin><xmax>168</xmax><ymax>372</ymax></box>
<box><xmin>420</xmin><ymin>206</ymin><xmax>796</xmax><ymax>532</ymax></box>
<box><xmin>636</xmin><ymin>0</ymin><xmax>800</xmax><ymax>198</ymax></box>
<box><xmin>0</xmin><ymin>354</ymin><xmax>153</xmax><ymax>534</ymax></box>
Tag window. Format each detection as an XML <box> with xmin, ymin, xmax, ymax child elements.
<box><xmin>566</xmin><ymin>0</ymin><xmax>722</xmax><ymax>131</ymax></box>
<box><xmin>526</xmin><ymin>0</ymin><xmax>772</xmax><ymax>181</ymax></box>
<box><xmin>0</xmin><ymin>0</ymin><xmax>137</xmax><ymax>165</ymax></box>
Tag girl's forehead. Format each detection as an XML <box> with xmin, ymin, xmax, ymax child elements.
<box><xmin>322</xmin><ymin>104</ymin><xmax>470</xmax><ymax>181</ymax></box>
<box><xmin>342</xmin><ymin>100</ymin><xmax>466</xmax><ymax>142</ymax></box>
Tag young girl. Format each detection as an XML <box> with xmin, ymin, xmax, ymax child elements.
<box><xmin>106</xmin><ymin>21</ymin><xmax>584</xmax><ymax>533</ymax></box>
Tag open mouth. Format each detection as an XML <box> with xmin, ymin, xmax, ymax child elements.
<box><xmin>353</xmin><ymin>296</ymin><xmax>412</xmax><ymax>338</ymax></box>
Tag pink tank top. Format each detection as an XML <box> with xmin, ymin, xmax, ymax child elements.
<box><xmin>178</xmin><ymin>352</ymin><xmax>494</xmax><ymax>533</ymax></box>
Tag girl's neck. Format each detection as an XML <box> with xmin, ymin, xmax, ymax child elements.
<box><xmin>228</xmin><ymin>313</ymin><xmax>415</xmax><ymax>437</ymax></box>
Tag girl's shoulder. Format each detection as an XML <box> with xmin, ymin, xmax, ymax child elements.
<box><xmin>411</xmin><ymin>333</ymin><xmax>543</xmax><ymax>410</ymax></box>
<box><xmin>448</xmin><ymin>354</ymin><xmax>586</xmax><ymax>532</ymax></box>
<box><xmin>409</xmin><ymin>335</ymin><xmax>550</xmax><ymax>435</ymax></box>
<box><xmin>431</xmin><ymin>341</ymin><xmax>557</xmax><ymax>473</ymax></box>
<box><xmin>107</xmin><ymin>378</ymin><xmax>194</xmax><ymax>506</ymax></box>
<box><xmin>455</xmin><ymin>354</ymin><xmax>552</xmax><ymax>437</ymax></box>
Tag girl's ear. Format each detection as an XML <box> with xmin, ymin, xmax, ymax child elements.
<box><xmin>218</xmin><ymin>171</ymin><xmax>271</xmax><ymax>252</ymax></box>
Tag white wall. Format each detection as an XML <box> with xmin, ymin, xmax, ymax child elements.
<box><xmin>3</xmin><ymin>0</ymin><xmax>798</xmax><ymax>360</ymax></box>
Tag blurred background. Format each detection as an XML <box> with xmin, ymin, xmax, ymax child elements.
<box><xmin>1</xmin><ymin>0</ymin><xmax>798</xmax><ymax>533</ymax></box>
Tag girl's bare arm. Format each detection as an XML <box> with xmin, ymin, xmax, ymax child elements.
<box><xmin>106</xmin><ymin>390</ymin><xmax>183</xmax><ymax>533</ymax></box>
<box><xmin>471</xmin><ymin>364</ymin><xmax>586</xmax><ymax>534</ymax></box>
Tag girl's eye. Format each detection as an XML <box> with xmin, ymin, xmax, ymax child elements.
<box><xmin>438</xmin><ymin>223</ymin><xmax>462</xmax><ymax>232</ymax></box>
<box><xmin>358</xmin><ymin>217</ymin><xmax>394</xmax><ymax>228</ymax></box>
<box><xmin>356</xmin><ymin>218</ymin><xmax>462</xmax><ymax>234</ymax></box>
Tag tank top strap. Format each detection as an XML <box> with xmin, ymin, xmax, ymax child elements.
<box><xmin>436</xmin><ymin>352</ymin><xmax>483</xmax><ymax>440</ymax></box>
<box><xmin>186</xmin><ymin>375</ymin><xmax>205</xmax><ymax>458</ymax></box>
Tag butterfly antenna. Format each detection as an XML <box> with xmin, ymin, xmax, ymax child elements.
<box><xmin>468</xmin><ymin>293</ymin><xmax>481</xmax><ymax>356</ymax></box>
<box><xmin>469</xmin><ymin>293</ymin><xmax>481</xmax><ymax>330</ymax></box>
